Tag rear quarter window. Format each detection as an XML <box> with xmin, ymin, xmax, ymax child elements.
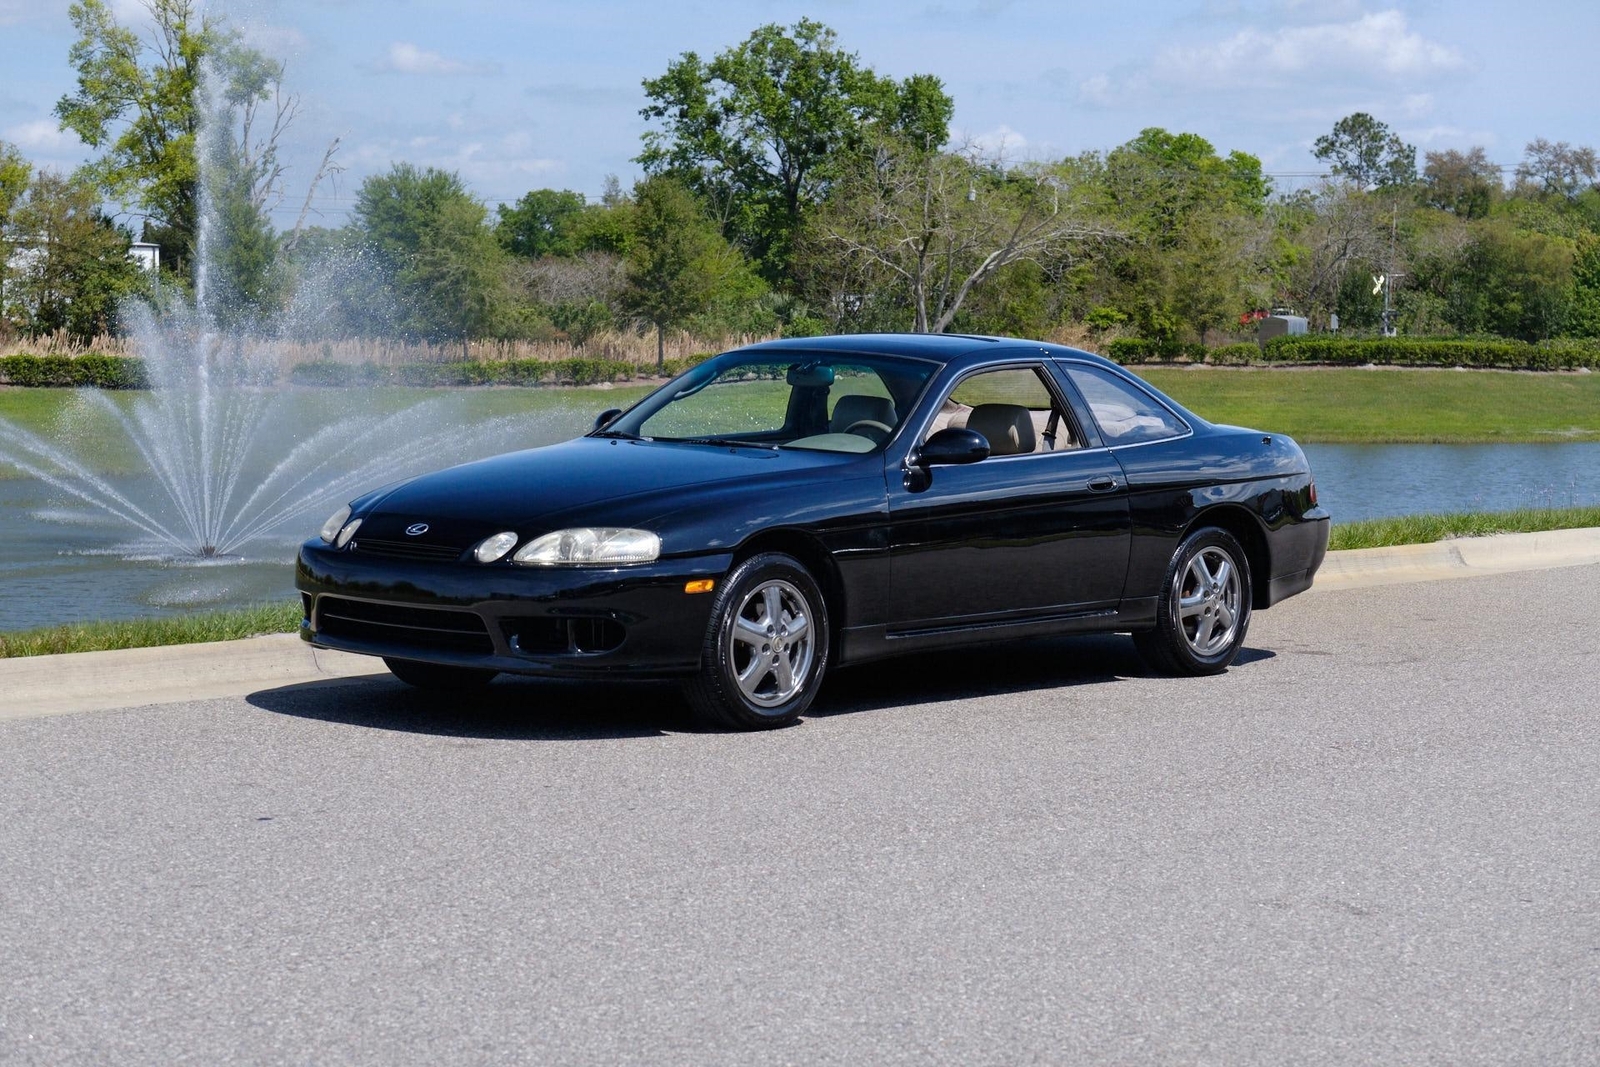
<box><xmin>1060</xmin><ymin>364</ymin><xmax>1188</xmax><ymax>445</ymax></box>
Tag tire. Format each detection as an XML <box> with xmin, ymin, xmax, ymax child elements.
<box><xmin>682</xmin><ymin>552</ymin><xmax>831</xmax><ymax>730</ymax></box>
<box><xmin>1133</xmin><ymin>526</ymin><xmax>1252</xmax><ymax>676</ymax></box>
<box><xmin>383</xmin><ymin>657</ymin><xmax>498</xmax><ymax>691</ymax></box>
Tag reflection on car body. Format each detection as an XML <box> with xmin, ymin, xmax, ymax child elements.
<box><xmin>297</xmin><ymin>334</ymin><xmax>1330</xmax><ymax>729</ymax></box>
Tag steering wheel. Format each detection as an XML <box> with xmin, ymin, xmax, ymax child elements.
<box><xmin>844</xmin><ymin>419</ymin><xmax>894</xmax><ymax>445</ymax></box>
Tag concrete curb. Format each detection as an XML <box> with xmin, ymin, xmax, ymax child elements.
<box><xmin>2</xmin><ymin>527</ymin><xmax>1598</xmax><ymax>721</ymax></box>
<box><xmin>0</xmin><ymin>633</ymin><xmax>381</xmax><ymax>721</ymax></box>
<box><xmin>1309</xmin><ymin>526</ymin><xmax>1600</xmax><ymax>592</ymax></box>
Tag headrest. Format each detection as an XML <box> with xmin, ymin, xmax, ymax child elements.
<box><xmin>830</xmin><ymin>393</ymin><xmax>897</xmax><ymax>432</ymax></box>
<box><xmin>965</xmin><ymin>403</ymin><xmax>1036</xmax><ymax>456</ymax></box>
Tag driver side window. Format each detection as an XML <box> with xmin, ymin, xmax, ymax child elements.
<box><xmin>925</xmin><ymin>367</ymin><xmax>1077</xmax><ymax>455</ymax></box>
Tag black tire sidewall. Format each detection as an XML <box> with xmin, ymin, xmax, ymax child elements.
<box><xmin>704</xmin><ymin>552</ymin><xmax>830</xmax><ymax>725</ymax></box>
<box><xmin>1160</xmin><ymin>528</ymin><xmax>1252</xmax><ymax>674</ymax></box>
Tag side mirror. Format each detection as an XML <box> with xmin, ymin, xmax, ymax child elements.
<box><xmin>593</xmin><ymin>408</ymin><xmax>623</xmax><ymax>432</ymax></box>
<box><xmin>918</xmin><ymin>427</ymin><xmax>990</xmax><ymax>466</ymax></box>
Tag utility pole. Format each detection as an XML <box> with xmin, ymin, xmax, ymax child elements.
<box><xmin>1380</xmin><ymin>202</ymin><xmax>1403</xmax><ymax>337</ymax></box>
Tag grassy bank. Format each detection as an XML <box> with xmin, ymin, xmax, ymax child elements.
<box><xmin>3</xmin><ymin>507</ymin><xmax>1597</xmax><ymax>657</ymax></box>
<box><xmin>1139</xmin><ymin>366</ymin><xmax>1600</xmax><ymax>443</ymax></box>
<box><xmin>1327</xmin><ymin>505</ymin><xmax>1600</xmax><ymax>550</ymax></box>
<box><xmin>0</xmin><ymin>602</ymin><xmax>301</xmax><ymax>658</ymax></box>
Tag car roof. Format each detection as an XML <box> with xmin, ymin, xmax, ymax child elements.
<box><xmin>733</xmin><ymin>333</ymin><xmax>1124</xmax><ymax>371</ymax></box>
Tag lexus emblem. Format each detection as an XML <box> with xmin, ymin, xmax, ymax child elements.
<box><xmin>405</xmin><ymin>523</ymin><xmax>430</xmax><ymax>537</ymax></box>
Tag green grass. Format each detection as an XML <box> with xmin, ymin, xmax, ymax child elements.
<box><xmin>7</xmin><ymin>369</ymin><xmax>1600</xmax><ymax>453</ymax></box>
<box><xmin>0</xmin><ymin>601</ymin><xmax>301</xmax><ymax>658</ymax></box>
<box><xmin>1136</xmin><ymin>367</ymin><xmax>1600</xmax><ymax>443</ymax></box>
<box><xmin>1328</xmin><ymin>505</ymin><xmax>1600</xmax><ymax>550</ymax></box>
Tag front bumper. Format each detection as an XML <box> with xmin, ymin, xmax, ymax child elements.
<box><xmin>296</xmin><ymin>540</ymin><xmax>732</xmax><ymax>678</ymax></box>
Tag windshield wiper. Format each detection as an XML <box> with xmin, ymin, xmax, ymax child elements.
<box><xmin>672</xmin><ymin>436</ymin><xmax>779</xmax><ymax>450</ymax></box>
<box><xmin>591</xmin><ymin>429</ymin><xmax>642</xmax><ymax>440</ymax></box>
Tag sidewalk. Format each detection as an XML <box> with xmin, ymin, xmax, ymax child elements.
<box><xmin>4</xmin><ymin>527</ymin><xmax>1599</xmax><ymax>721</ymax></box>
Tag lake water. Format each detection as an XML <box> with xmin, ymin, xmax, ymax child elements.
<box><xmin>1304</xmin><ymin>443</ymin><xmax>1600</xmax><ymax>522</ymax></box>
<box><xmin>2</xmin><ymin>433</ymin><xmax>1597</xmax><ymax>631</ymax></box>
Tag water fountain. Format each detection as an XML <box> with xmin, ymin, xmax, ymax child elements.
<box><xmin>0</xmin><ymin>49</ymin><xmax>587</xmax><ymax>628</ymax></box>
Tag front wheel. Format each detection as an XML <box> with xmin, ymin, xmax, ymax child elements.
<box><xmin>1133</xmin><ymin>527</ymin><xmax>1252</xmax><ymax>676</ymax></box>
<box><xmin>682</xmin><ymin>552</ymin><xmax>830</xmax><ymax>730</ymax></box>
<box><xmin>383</xmin><ymin>657</ymin><xmax>498</xmax><ymax>691</ymax></box>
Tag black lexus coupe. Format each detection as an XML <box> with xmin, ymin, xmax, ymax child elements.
<box><xmin>297</xmin><ymin>334</ymin><xmax>1330</xmax><ymax>729</ymax></box>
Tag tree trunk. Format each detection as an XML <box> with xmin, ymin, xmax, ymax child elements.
<box><xmin>656</xmin><ymin>323</ymin><xmax>665</xmax><ymax>371</ymax></box>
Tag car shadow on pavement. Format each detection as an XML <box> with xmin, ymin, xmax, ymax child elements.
<box><xmin>245</xmin><ymin>636</ymin><xmax>1276</xmax><ymax>739</ymax></box>
<box><xmin>246</xmin><ymin>674</ymin><xmax>691</xmax><ymax>741</ymax></box>
<box><xmin>811</xmin><ymin>633</ymin><xmax>1276</xmax><ymax>719</ymax></box>
<box><xmin>816</xmin><ymin>635</ymin><xmax>1127</xmax><ymax>715</ymax></box>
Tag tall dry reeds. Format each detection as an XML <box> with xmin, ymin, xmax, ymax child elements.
<box><xmin>0</xmin><ymin>330</ymin><xmax>137</xmax><ymax>357</ymax></box>
<box><xmin>3</xmin><ymin>328</ymin><xmax>777</xmax><ymax>375</ymax></box>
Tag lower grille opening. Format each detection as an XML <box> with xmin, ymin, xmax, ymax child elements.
<box><xmin>317</xmin><ymin>596</ymin><xmax>494</xmax><ymax>655</ymax></box>
<box><xmin>503</xmin><ymin>616</ymin><xmax>625</xmax><ymax>656</ymax></box>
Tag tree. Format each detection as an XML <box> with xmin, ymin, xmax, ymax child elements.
<box><xmin>55</xmin><ymin>0</ymin><xmax>338</xmax><ymax>295</ymax></box>
<box><xmin>1276</xmin><ymin>182</ymin><xmax>1392</xmax><ymax>327</ymax></box>
<box><xmin>1567</xmin><ymin>234</ymin><xmax>1600</xmax><ymax>338</ymax></box>
<box><xmin>352</xmin><ymin>164</ymin><xmax>507</xmax><ymax>345</ymax></box>
<box><xmin>2</xmin><ymin>171</ymin><xmax>146</xmax><ymax>341</ymax></box>
<box><xmin>1069</xmin><ymin>129</ymin><xmax>1274</xmax><ymax>344</ymax></box>
<box><xmin>807</xmin><ymin>139</ymin><xmax>1112</xmax><ymax>333</ymax></box>
<box><xmin>496</xmin><ymin>189</ymin><xmax>586</xmax><ymax>258</ymax></box>
<box><xmin>620</xmin><ymin>176</ymin><xmax>752</xmax><ymax>367</ymax></box>
<box><xmin>0</xmin><ymin>141</ymin><xmax>28</xmax><ymax>227</ymax></box>
<box><xmin>1515</xmin><ymin>138</ymin><xmax>1599</xmax><ymax>200</ymax></box>
<box><xmin>1422</xmin><ymin>147</ymin><xmax>1500</xmax><ymax>218</ymax></box>
<box><xmin>55</xmin><ymin>0</ymin><xmax>217</xmax><ymax>282</ymax></box>
<box><xmin>638</xmin><ymin>19</ymin><xmax>952</xmax><ymax>280</ymax></box>
<box><xmin>1313</xmin><ymin>113</ymin><xmax>1417</xmax><ymax>190</ymax></box>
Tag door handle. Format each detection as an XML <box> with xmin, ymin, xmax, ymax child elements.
<box><xmin>1087</xmin><ymin>476</ymin><xmax>1119</xmax><ymax>493</ymax></box>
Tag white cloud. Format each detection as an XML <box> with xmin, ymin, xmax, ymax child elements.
<box><xmin>965</xmin><ymin>124</ymin><xmax>1028</xmax><ymax>156</ymax></box>
<box><xmin>1159</xmin><ymin>10</ymin><xmax>1467</xmax><ymax>87</ymax></box>
<box><xmin>4</xmin><ymin>119</ymin><xmax>82</xmax><ymax>154</ymax></box>
<box><xmin>1077</xmin><ymin>74</ymin><xmax>1113</xmax><ymax>108</ymax></box>
<box><xmin>1399</xmin><ymin>93</ymin><xmax>1434</xmax><ymax>119</ymax></box>
<box><xmin>376</xmin><ymin>43</ymin><xmax>501</xmax><ymax>77</ymax></box>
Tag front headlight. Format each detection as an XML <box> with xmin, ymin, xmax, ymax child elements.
<box><xmin>513</xmin><ymin>528</ymin><xmax>660</xmax><ymax>566</ymax></box>
<box><xmin>319</xmin><ymin>505</ymin><xmax>352</xmax><ymax>543</ymax></box>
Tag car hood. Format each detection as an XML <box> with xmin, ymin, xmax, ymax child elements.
<box><xmin>349</xmin><ymin>437</ymin><xmax>871</xmax><ymax>548</ymax></box>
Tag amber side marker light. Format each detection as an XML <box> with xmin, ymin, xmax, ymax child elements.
<box><xmin>684</xmin><ymin>579</ymin><xmax>715</xmax><ymax>594</ymax></box>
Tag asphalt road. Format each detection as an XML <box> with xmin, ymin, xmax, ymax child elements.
<box><xmin>3</xmin><ymin>566</ymin><xmax>1599</xmax><ymax>1066</ymax></box>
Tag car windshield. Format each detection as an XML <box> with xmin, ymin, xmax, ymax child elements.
<box><xmin>604</xmin><ymin>352</ymin><xmax>938</xmax><ymax>453</ymax></box>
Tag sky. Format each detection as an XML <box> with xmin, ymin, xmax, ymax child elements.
<box><xmin>2</xmin><ymin>0</ymin><xmax>1597</xmax><ymax>231</ymax></box>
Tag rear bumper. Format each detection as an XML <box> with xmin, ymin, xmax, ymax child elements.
<box><xmin>296</xmin><ymin>540</ymin><xmax>731</xmax><ymax>678</ymax></box>
<box><xmin>1264</xmin><ymin>507</ymin><xmax>1330</xmax><ymax>606</ymax></box>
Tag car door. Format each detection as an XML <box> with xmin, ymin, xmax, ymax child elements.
<box><xmin>885</xmin><ymin>363</ymin><xmax>1131</xmax><ymax>631</ymax></box>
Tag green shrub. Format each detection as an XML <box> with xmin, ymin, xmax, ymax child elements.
<box><xmin>1105</xmin><ymin>338</ymin><xmax>1207</xmax><ymax>363</ymax></box>
<box><xmin>0</xmin><ymin>353</ymin><xmax>147</xmax><ymax>388</ymax></box>
<box><xmin>1205</xmin><ymin>343</ymin><xmax>1259</xmax><ymax>366</ymax></box>
<box><xmin>288</xmin><ymin>358</ymin><xmax>643</xmax><ymax>387</ymax></box>
<box><xmin>660</xmin><ymin>352</ymin><xmax>715</xmax><ymax>378</ymax></box>
<box><xmin>1260</xmin><ymin>336</ymin><xmax>1600</xmax><ymax>369</ymax></box>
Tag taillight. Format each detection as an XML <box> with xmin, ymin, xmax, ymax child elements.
<box><xmin>1308</xmin><ymin>480</ymin><xmax>1318</xmax><ymax>507</ymax></box>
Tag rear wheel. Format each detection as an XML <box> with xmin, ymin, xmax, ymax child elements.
<box><xmin>1133</xmin><ymin>527</ymin><xmax>1252</xmax><ymax>676</ymax></box>
<box><xmin>683</xmin><ymin>552</ymin><xmax>830</xmax><ymax>730</ymax></box>
<box><xmin>383</xmin><ymin>657</ymin><xmax>498</xmax><ymax>691</ymax></box>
